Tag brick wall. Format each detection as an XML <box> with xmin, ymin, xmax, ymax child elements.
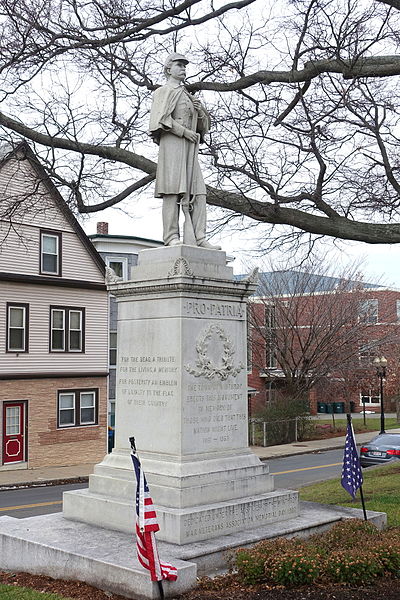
<box><xmin>1</xmin><ymin>376</ymin><xmax>107</xmax><ymax>468</ymax></box>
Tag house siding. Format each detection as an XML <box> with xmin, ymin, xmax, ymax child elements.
<box><xmin>0</xmin><ymin>144</ymin><xmax>109</xmax><ymax>470</ymax></box>
<box><xmin>0</xmin><ymin>223</ymin><xmax>103</xmax><ymax>283</ymax></box>
<box><xmin>0</xmin><ymin>282</ymin><xmax>108</xmax><ymax>375</ymax></box>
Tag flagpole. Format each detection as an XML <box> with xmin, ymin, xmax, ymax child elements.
<box><xmin>129</xmin><ymin>437</ymin><xmax>167</xmax><ymax>599</ymax></box>
<box><xmin>359</xmin><ymin>483</ymin><xmax>368</xmax><ymax>521</ymax></box>
<box><xmin>157</xmin><ymin>580</ymin><xmax>165</xmax><ymax>599</ymax></box>
<box><xmin>345</xmin><ymin>415</ymin><xmax>368</xmax><ymax>521</ymax></box>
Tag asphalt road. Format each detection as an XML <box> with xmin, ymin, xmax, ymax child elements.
<box><xmin>0</xmin><ymin>449</ymin><xmax>346</xmax><ymax>519</ymax></box>
<box><xmin>270</xmin><ymin>448</ymin><xmax>343</xmax><ymax>489</ymax></box>
<box><xmin>0</xmin><ymin>483</ymin><xmax>88</xmax><ymax>518</ymax></box>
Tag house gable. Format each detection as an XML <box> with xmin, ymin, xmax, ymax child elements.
<box><xmin>0</xmin><ymin>142</ymin><xmax>104</xmax><ymax>283</ymax></box>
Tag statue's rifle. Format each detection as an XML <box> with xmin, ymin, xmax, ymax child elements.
<box><xmin>181</xmin><ymin>92</ymin><xmax>199</xmax><ymax>246</ymax></box>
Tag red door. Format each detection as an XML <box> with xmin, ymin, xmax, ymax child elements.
<box><xmin>3</xmin><ymin>402</ymin><xmax>25</xmax><ymax>464</ymax></box>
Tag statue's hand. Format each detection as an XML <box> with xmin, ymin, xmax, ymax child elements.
<box><xmin>183</xmin><ymin>128</ymin><xmax>198</xmax><ymax>143</ymax></box>
<box><xmin>192</xmin><ymin>98</ymin><xmax>203</xmax><ymax>113</ymax></box>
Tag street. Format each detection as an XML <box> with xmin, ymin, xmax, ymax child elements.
<box><xmin>0</xmin><ymin>449</ymin><xmax>344</xmax><ymax>519</ymax></box>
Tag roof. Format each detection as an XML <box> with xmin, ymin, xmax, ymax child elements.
<box><xmin>0</xmin><ymin>140</ymin><xmax>105</xmax><ymax>276</ymax></box>
<box><xmin>89</xmin><ymin>233</ymin><xmax>163</xmax><ymax>245</ymax></box>
<box><xmin>236</xmin><ymin>270</ymin><xmax>382</xmax><ymax>297</ymax></box>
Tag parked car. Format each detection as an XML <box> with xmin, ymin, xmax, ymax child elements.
<box><xmin>360</xmin><ymin>433</ymin><xmax>400</xmax><ymax>467</ymax></box>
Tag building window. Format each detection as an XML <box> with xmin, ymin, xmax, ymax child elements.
<box><xmin>40</xmin><ymin>230</ymin><xmax>61</xmax><ymax>275</ymax></box>
<box><xmin>106</xmin><ymin>256</ymin><xmax>128</xmax><ymax>280</ymax></box>
<box><xmin>57</xmin><ymin>389</ymin><xmax>98</xmax><ymax>428</ymax></box>
<box><xmin>358</xmin><ymin>299</ymin><xmax>378</xmax><ymax>324</ymax></box>
<box><xmin>265</xmin><ymin>304</ymin><xmax>277</xmax><ymax>368</ymax></box>
<box><xmin>110</xmin><ymin>331</ymin><xmax>117</xmax><ymax>366</ymax></box>
<box><xmin>358</xmin><ymin>345</ymin><xmax>376</xmax><ymax>367</ymax></box>
<box><xmin>397</xmin><ymin>300</ymin><xmax>400</xmax><ymax>322</ymax></box>
<box><xmin>360</xmin><ymin>389</ymin><xmax>380</xmax><ymax>405</ymax></box>
<box><xmin>6</xmin><ymin>303</ymin><xmax>29</xmax><ymax>352</ymax></box>
<box><xmin>246</xmin><ymin>306</ymin><xmax>252</xmax><ymax>373</ymax></box>
<box><xmin>50</xmin><ymin>306</ymin><xmax>85</xmax><ymax>352</ymax></box>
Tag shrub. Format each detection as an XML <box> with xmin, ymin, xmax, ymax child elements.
<box><xmin>326</xmin><ymin>548</ymin><xmax>384</xmax><ymax>585</ymax></box>
<box><xmin>310</xmin><ymin>518</ymin><xmax>381</xmax><ymax>552</ymax></box>
<box><xmin>234</xmin><ymin>520</ymin><xmax>400</xmax><ymax>588</ymax></box>
<box><xmin>236</xmin><ymin>538</ymin><xmax>302</xmax><ymax>585</ymax></box>
<box><xmin>266</xmin><ymin>548</ymin><xmax>321</xmax><ymax>586</ymax></box>
<box><xmin>236</xmin><ymin>548</ymin><xmax>266</xmax><ymax>585</ymax></box>
<box><xmin>373</xmin><ymin>531</ymin><xmax>400</xmax><ymax>575</ymax></box>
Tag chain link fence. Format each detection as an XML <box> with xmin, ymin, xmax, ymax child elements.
<box><xmin>249</xmin><ymin>417</ymin><xmax>300</xmax><ymax>446</ymax></box>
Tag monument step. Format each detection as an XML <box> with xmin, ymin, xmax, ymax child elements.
<box><xmin>88</xmin><ymin>468</ymin><xmax>274</xmax><ymax>508</ymax></box>
<box><xmin>0</xmin><ymin>504</ymin><xmax>387</xmax><ymax>599</ymax></box>
<box><xmin>63</xmin><ymin>487</ymin><xmax>299</xmax><ymax>544</ymax></box>
<box><xmin>0</xmin><ymin>514</ymin><xmax>195</xmax><ymax>600</ymax></box>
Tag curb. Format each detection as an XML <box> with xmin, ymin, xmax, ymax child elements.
<box><xmin>0</xmin><ymin>476</ymin><xmax>89</xmax><ymax>492</ymax></box>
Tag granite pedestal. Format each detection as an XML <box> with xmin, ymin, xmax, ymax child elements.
<box><xmin>64</xmin><ymin>246</ymin><xmax>299</xmax><ymax>542</ymax></box>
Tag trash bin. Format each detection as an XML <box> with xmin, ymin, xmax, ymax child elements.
<box><xmin>108</xmin><ymin>427</ymin><xmax>115</xmax><ymax>453</ymax></box>
<box><xmin>350</xmin><ymin>401</ymin><xmax>356</xmax><ymax>413</ymax></box>
<box><xmin>326</xmin><ymin>403</ymin><xmax>334</xmax><ymax>414</ymax></box>
<box><xmin>333</xmin><ymin>402</ymin><xmax>345</xmax><ymax>414</ymax></box>
<box><xmin>317</xmin><ymin>402</ymin><xmax>326</xmax><ymax>413</ymax></box>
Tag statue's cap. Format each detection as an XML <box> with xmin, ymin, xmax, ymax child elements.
<box><xmin>164</xmin><ymin>52</ymin><xmax>189</xmax><ymax>68</ymax></box>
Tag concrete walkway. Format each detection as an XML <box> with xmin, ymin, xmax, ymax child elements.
<box><xmin>0</xmin><ymin>426</ymin><xmax>399</xmax><ymax>490</ymax></box>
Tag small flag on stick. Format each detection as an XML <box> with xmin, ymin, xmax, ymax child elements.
<box><xmin>130</xmin><ymin>437</ymin><xmax>178</xmax><ymax>588</ymax></box>
<box><xmin>341</xmin><ymin>415</ymin><xmax>367</xmax><ymax>520</ymax></box>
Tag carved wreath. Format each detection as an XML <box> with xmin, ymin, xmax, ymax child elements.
<box><xmin>185</xmin><ymin>324</ymin><xmax>244</xmax><ymax>381</ymax></box>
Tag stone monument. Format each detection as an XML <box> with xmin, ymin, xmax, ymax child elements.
<box><xmin>64</xmin><ymin>51</ymin><xmax>299</xmax><ymax>547</ymax></box>
<box><xmin>64</xmin><ymin>245</ymin><xmax>299</xmax><ymax>544</ymax></box>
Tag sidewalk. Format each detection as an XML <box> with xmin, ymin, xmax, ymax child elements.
<box><xmin>0</xmin><ymin>427</ymin><xmax>399</xmax><ymax>490</ymax></box>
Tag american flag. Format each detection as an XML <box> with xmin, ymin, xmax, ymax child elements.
<box><xmin>131</xmin><ymin>452</ymin><xmax>178</xmax><ymax>582</ymax></box>
<box><xmin>341</xmin><ymin>419</ymin><xmax>363</xmax><ymax>498</ymax></box>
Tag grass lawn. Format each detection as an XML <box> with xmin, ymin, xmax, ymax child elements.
<box><xmin>0</xmin><ymin>584</ymin><xmax>72</xmax><ymax>600</ymax></box>
<box><xmin>315</xmin><ymin>416</ymin><xmax>399</xmax><ymax>432</ymax></box>
<box><xmin>300</xmin><ymin>462</ymin><xmax>400</xmax><ymax>527</ymax></box>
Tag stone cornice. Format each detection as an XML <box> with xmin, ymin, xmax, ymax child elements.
<box><xmin>108</xmin><ymin>277</ymin><xmax>257</xmax><ymax>299</ymax></box>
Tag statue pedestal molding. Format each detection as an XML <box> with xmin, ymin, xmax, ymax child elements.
<box><xmin>64</xmin><ymin>246</ymin><xmax>299</xmax><ymax>543</ymax></box>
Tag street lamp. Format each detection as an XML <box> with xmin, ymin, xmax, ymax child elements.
<box><xmin>373</xmin><ymin>356</ymin><xmax>387</xmax><ymax>435</ymax></box>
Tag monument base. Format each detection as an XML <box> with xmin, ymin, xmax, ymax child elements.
<box><xmin>0</xmin><ymin>503</ymin><xmax>386</xmax><ymax>600</ymax></box>
<box><xmin>63</xmin><ymin>448</ymin><xmax>298</xmax><ymax>544</ymax></box>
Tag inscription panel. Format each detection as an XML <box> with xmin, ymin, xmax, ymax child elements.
<box><xmin>183</xmin><ymin>300</ymin><xmax>245</xmax><ymax>320</ymax></box>
<box><xmin>183</xmin><ymin>379</ymin><xmax>248</xmax><ymax>453</ymax></box>
<box><xmin>159</xmin><ymin>493</ymin><xmax>299</xmax><ymax>543</ymax></box>
<box><xmin>118</xmin><ymin>354</ymin><xmax>178</xmax><ymax>408</ymax></box>
<box><xmin>114</xmin><ymin>315</ymin><xmax>182</xmax><ymax>453</ymax></box>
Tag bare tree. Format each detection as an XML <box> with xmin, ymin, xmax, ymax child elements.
<box><xmin>0</xmin><ymin>0</ymin><xmax>400</xmax><ymax>245</ymax></box>
<box><xmin>247</xmin><ymin>260</ymin><xmax>398</xmax><ymax>409</ymax></box>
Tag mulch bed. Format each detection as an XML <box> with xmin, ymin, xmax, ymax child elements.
<box><xmin>1</xmin><ymin>571</ymin><xmax>400</xmax><ymax>600</ymax></box>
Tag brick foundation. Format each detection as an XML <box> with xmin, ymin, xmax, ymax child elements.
<box><xmin>1</xmin><ymin>376</ymin><xmax>107</xmax><ymax>469</ymax></box>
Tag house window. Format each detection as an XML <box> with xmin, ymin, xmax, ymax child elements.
<box><xmin>106</xmin><ymin>256</ymin><xmax>128</xmax><ymax>280</ymax></box>
<box><xmin>50</xmin><ymin>307</ymin><xmax>85</xmax><ymax>352</ymax></box>
<box><xmin>110</xmin><ymin>331</ymin><xmax>117</xmax><ymax>366</ymax></box>
<box><xmin>360</xmin><ymin>390</ymin><xmax>380</xmax><ymax>405</ymax></box>
<box><xmin>6</xmin><ymin>303</ymin><xmax>29</xmax><ymax>352</ymax></box>
<box><xmin>57</xmin><ymin>389</ymin><xmax>98</xmax><ymax>428</ymax></box>
<box><xmin>397</xmin><ymin>300</ymin><xmax>400</xmax><ymax>322</ymax></box>
<box><xmin>58</xmin><ymin>392</ymin><xmax>76</xmax><ymax>426</ymax></box>
<box><xmin>40</xmin><ymin>230</ymin><xmax>61</xmax><ymax>275</ymax></box>
<box><xmin>358</xmin><ymin>299</ymin><xmax>378</xmax><ymax>324</ymax></box>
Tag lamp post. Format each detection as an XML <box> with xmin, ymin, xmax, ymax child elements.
<box><xmin>373</xmin><ymin>356</ymin><xmax>387</xmax><ymax>435</ymax></box>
